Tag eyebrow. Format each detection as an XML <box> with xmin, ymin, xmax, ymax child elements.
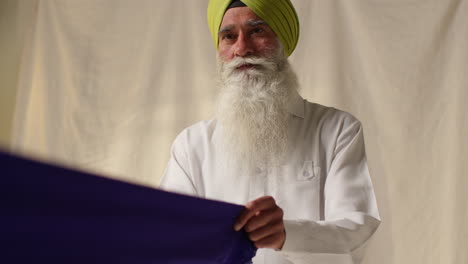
<box><xmin>219</xmin><ymin>25</ymin><xmax>235</xmax><ymax>34</ymax></box>
<box><xmin>246</xmin><ymin>19</ymin><xmax>266</xmax><ymax>27</ymax></box>
<box><xmin>219</xmin><ymin>20</ymin><xmax>267</xmax><ymax>34</ymax></box>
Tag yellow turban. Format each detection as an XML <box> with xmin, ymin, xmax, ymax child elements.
<box><xmin>207</xmin><ymin>0</ymin><xmax>300</xmax><ymax>56</ymax></box>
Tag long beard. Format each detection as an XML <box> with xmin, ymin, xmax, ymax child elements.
<box><xmin>216</xmin><ymin>51</ymin><xmax>299</xmax><ymax>174</ymax></box>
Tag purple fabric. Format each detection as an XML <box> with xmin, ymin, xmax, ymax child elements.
<box><xmin>0</xmin><ymin>151</ymin><xmax>256</xmax><ymax>264</ymax></box>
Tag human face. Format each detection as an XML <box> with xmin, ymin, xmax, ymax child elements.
<box><xmin>218</xmin><ymin>7</ymin><xmax>280</xmax><ymax>65</ymax></box>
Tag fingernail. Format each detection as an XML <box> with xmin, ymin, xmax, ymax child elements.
<box><xmin>234</xmin><ymin>224</ymin><xmax>240</xmax><ymax>231</ymax></box>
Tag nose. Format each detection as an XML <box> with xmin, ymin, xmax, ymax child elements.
<box><xmin>233</xmin><ymin>32</ymin><xmax>253</xmax><ymax>57</ymax></box>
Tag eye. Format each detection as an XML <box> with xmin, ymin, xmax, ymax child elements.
<box><xmin>221</xmin><ymin>33</ymin><xmax>236</xmax><ymax>41</ymax></box>
<box><xmin>251</xmin><ymin>27</ymin><xmax>264</xmax><ymax>34</ymax></box>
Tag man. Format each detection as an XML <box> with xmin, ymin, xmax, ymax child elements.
<box><xmin>160</xmin><ymin>0</ymin><xmax>380</xmax><ymax>263</ymax></box>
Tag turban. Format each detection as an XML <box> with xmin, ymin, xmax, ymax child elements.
<box><xmin>207</xmin><ymin>0</ymin><xmax>300</xmax><ymax>56</ymax></box>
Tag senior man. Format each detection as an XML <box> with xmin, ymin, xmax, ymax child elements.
<box><xmin>160</xmin><ymin>0</ymin><xmax>380</xmax><ymax>263</ymax></box>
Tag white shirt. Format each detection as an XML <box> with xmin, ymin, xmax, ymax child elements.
<box><xmin>160</xmin><ymin>92</ymin><xmax>380</xmax><ymax>264</ymax></box>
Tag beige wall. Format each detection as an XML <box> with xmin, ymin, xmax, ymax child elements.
<box><xmin>0</xmin><ymin>0</ymin><xmax>33</xmax><ymax>148</ymax></box>
<box><xmin>0</xmin><ymin>0</ymin><xmax>21</xmax><ymax>148</ymax></box>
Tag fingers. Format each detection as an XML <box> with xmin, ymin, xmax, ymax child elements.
<box><xmin>254</xmin><ymin>231</ymin><xmax>285</xmax><ymax>249</ymax></box>
<box><xmin>247</xmin><ymin>220</ymin><xmax>284</xmax><ymax>242</ymax></box>
<box><xmin>233</xmin><ymin>196</ymin><xmax>286</xmax><ymax>250</ymax></box>
<box><xmin>245</xmin><ymin>196</ymin><xmax>276</xmax><ymax>210</ymax></box>
<box><xmin>234</xmin><ymin>196</ymin><xmax>276</xmax><ymax>231</ymax></box>
<box><xmin>244</xmin><ymin>208</ymin><xmax>283</xmax><ymax>232</ymax></box>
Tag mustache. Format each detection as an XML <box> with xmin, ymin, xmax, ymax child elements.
<box><xmin>222</xmin><ymin>56</ymin><xmax>279</xmax><ymax>75</ymax></box>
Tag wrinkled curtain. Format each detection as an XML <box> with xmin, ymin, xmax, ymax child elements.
<box><xmin>11</xmin><ymin>0</ymin><xmax>468</xmax><ymax>263</ymax></box>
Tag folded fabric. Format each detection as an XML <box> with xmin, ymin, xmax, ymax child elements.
<box><xmin>0</xmin><ymin>151</ymin><xmax>256</xmax><ymax>264</ymax></box>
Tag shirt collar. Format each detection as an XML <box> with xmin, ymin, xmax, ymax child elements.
<box><xmin>287</xmin><ymin>91</ymin><xmax>305</xmax><ymax>119</ymax></box>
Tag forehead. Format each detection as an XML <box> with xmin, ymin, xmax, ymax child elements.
<box><xmin>220</xmin><ymin>6</ymin><xmax>265</xmax><ymax>28</ymax></box>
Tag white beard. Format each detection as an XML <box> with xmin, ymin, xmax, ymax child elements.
<box><xmin>216</xmin><ymin>49</ymin><xmax>299</xmax><ymax>174</ymax></box>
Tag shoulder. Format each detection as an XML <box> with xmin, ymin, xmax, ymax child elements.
<box><xmin>303</xmin><ymin>100</ymin><xmax>361</xmax><ymax>130</ymax></box>
<box><xmin>302</xmin><ymin>101</ymin><xmax>366</xmax><ymax>158</ymax></box>
<box><xmin>172</xmin><ymin>119</ymin><xmax>218</xmax><ymax>149</ymax></box>
<box><xmin>301</xmin><ymin>100</ymin><xmax>363</xmax><ymax>147</ymax></box>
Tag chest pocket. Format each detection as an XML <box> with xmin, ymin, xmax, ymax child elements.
<box><xmin>297</xmin><ymin>160</ymin><xmax>321</xmax><ymax>181</ymax></box>
<box><xmin>275</xmin><ymin>160</ymin><xmax>322</xmax><ymax>220</ymax></box>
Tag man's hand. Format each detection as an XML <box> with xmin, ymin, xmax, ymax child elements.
<box><xmin>234</xmin><ymin>196</ymin><xmax>286</xmax><ymax>249</ymax></box>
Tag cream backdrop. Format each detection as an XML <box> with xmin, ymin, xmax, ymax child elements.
<box><xmin>8</xmin><ymin>0</ymin><xmax>467</xmax><ymax>263</ymax></box>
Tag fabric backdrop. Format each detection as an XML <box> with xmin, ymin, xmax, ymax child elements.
<box><xmin>10</xmin><ymin>0</ymin><xmax>467</xmax><ymax>263</ymax></box>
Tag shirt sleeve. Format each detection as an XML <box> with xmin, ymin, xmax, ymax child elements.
<box><xmin>159</xmin><ymin>131</ymin><xmax>198</xmax><ymax>196</ymax></box>
<box><xmin>280</xmin><ymin>119</ymin><xmax>381</xmax><ymax>263</ymax></box>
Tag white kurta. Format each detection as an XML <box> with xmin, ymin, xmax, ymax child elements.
<box><xmin>160</xmin><ymin>92</ymin><xmax>380</xmax><ymax>264</ymax></box>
